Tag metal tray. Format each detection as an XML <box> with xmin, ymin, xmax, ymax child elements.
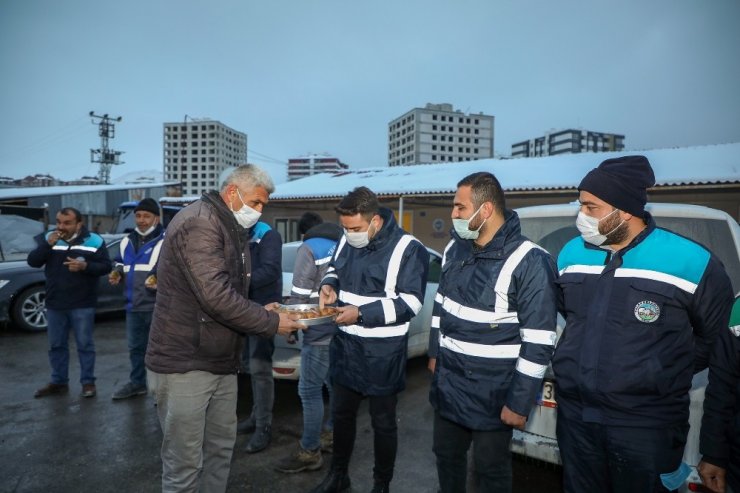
<box><xmin>278</xmin><ymin>304</ymin><xmax>338</xmax><ymax>326</ymax></box>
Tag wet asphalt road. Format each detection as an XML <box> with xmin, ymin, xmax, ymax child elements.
<box><xmin>0</xmin><ymin>315</ymin><xmax>562</xmax><ymax>493</ymax></box>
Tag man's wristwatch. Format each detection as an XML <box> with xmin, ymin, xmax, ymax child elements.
<box><xmin>356</xmin><ymin>308</ymin><xmax>364</xmax><ymax>325</ymax></box>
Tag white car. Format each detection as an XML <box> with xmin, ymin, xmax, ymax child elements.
<box><xmin>512</xmin><ymin>202</ymin><xmax>740</xmax><ymax>493</ymax></box>
<box><xmin>272</xmin><ymin>242</ymin><xmax>442</xmax><ymax>380</ymax></box>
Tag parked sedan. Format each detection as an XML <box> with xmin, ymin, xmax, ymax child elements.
<box><xmin>0</xmin><ymin>216</ymin><xmax>125</xmax><ymax>332</ymax></box>
<box><xmin>272</xmin><ymin>241</ymin><xmax>442</xmax><ymax>380</ymax></box>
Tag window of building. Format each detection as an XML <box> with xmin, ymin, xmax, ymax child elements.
<box><xmin>432</xmin><ymin>145</ymin><xmax>437</xmax><ymax>150</ymax></box>
<box><xmin>432</xmin><ymin>114</ymin><xmax>438</xmax><ymax>120</ymax></box>
<box><xmin>474</xmin><ymin>149</ymin><xmax>479</xmax><ymax>154</ymax></box>
<box><xmin>441</xmin><ymin>136</ymin><xmax>446</xmax><ymax>141</ymax></box>
<box><xmin>475</xmin><ymin>119</ymin><xmax>479</xmax><ymax>125</ymax></box>
<box><xmin>432</xmin><ymin>135</ymin><xmax>437</xmax><ymax>141</ymax></box>
<box><xmin>458</xmin><ymin>137</ymin><xmax>463</xmax><ymax>143</ymax></box>
<box><xmin>474</xmin><ymin>129</ymin><xmax>479</xmax><ymax>134</ymax></box>
<box><xmin>432</xmin><ymin>155</ymin><xmax>437</xmax><ymax>160</ymax></box>
<box><xmin>474</xmin><ymin>138</ymin><xmax>479</xmax><ymax>144</ymax></box>
<box><xmin>432</xmin><ymin>125</ymin><xmax>437</xmax><ymax>130</ymax></box>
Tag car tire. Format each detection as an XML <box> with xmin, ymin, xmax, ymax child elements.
<box><xmin>12</xmin><ymin>285</ymin><xmax>47</xmax><ymax>332</ymax></box>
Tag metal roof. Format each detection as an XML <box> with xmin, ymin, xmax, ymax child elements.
<box><xmin>0</xmin><ymin>181</ymin><xmax>176</xmax><ymax>201</ymax></box>
<box><xmin>272</xmin><ymin>142</ymin><xmax>740</xmax><ymax>200</ymax></box>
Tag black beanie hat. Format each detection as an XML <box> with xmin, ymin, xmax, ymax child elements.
<box><xmin>578</xmin><ymin>155</ymin><xmax>656</xmax><ymax>216</ymax></box>
<box><xmin>134</xmin><ymin>198</ymin><xmax>160</xmax><ymax>216</ymax></box>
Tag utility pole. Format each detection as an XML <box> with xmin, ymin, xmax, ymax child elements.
<box><xmin>89</xmin><ymin>111</ymin><xmax>124</xmax><ymax>184</ymax></box>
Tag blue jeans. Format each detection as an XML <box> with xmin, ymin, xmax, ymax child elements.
<box><xmin>46</xmin><ymin>307</ymin><xmax>96</xmax><ymax>385</ymax></box>
<box><xmin>298</xmin><ymin>344</ymin><xmax>333</xmax><ymax>450</ymax></box>
<box><xmin>242</xmin><ymin>335</ymin><xmax>275</xmax><ymax>427</ymax></box>
<box><xmin>126</xmin><ymin>311</ymin><xmax>153</xmax><ymax>388</ymax></box>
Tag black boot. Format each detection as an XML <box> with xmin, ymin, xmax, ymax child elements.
<box><xmin>308</xmin><ymin>468</ymin><xmax>351</xmax><ymax>493</ymax></box>
<box><xmin>244</xmin><ymin>424</ymin><xmax>271</xmax><ymax>453</ymax></box>
<box><xmin>370</xmin><ymin>481</ymin><xmax>389</xmax><ymax>493</ymax></box>
<box><xmin>236</xmin><ymin>416</ymin><xmax>255</xmax><ymax>435</ymax></box>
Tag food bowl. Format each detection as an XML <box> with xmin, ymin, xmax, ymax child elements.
<box><xmin>277</xmin><ymin>304</ymin><xmax>339</xmax><ymax>326</ymax></box>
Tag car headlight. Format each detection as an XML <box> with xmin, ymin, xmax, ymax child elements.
<box><xmin>0</xmin><ymin>280</ymin><xmax>10</xmax><ymax>290</ymax></box>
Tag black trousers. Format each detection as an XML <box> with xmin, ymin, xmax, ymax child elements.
<box><xmin>330</xmin><ymin>382</ymin><xmax>398</xmax><ymax>483</ymax></box>
<box><xmin>556</xmin><ymin>413</ymin><xmax>688</xmax><ymax>493</ymax></box>
<box><xmin>432</xmin><ymin>411</ymin><xmax>513</xmax><ymax>493</ymax></box>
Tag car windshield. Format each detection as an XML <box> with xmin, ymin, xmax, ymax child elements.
<box><xmin>520</xmin><ymin>214</ymin><xmax>740</xmax><ymax>293</ymax></box>
<box><xmin>0</xmin><ymin>215</ymin><xmax>45</xmax><ymax>262</ymax></box>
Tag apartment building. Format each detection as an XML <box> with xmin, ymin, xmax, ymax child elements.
<box><xmin>163</xmin><ymin>119</ymin><xmax>247</xmax><ymax>195</ymax></box>
<box><xmin>287</xmin><ymin>154</ymin><xmax>349</xmax><ymax>181</ymax></box>
<box><xmin>388</xmin><ymin>103</ymin><xmax>494</xmax><ymax>166</ymax></box>
<box><xmin>511</xmin><ymin>129</ymin><xmax>624</xmax><ymax>158</ymax></box>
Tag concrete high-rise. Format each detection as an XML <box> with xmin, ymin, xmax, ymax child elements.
<box><xmin>511</xmin><ymin>129</ymin><xmax>624</xmax><ymax>158</ymax></box>
<box><xmin>287</xmin><ymin>154</ymin><xmax>349</xmax><ymax>181</ymax></box>
<box><xmin>163</xmin><ymin>119</ymin><xmax>247</xmax><ymax>195</ymax></box>
<box><xmin>388</xmin><ymin>103</ymin><xmax>494</xmax><ymax>166</ymax></box>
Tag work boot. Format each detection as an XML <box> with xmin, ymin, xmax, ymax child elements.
<box><xmin>244</xmin><ymin>424</ymin><xmax>271</xmax><ymax>453</ymax></box>
<box><xmin>370</xmin><ymin>481</ymin><xmax>390</xmax><ymax>493</ymax></box>
<box><xmin>320</xmin><ymin>430</ymin><xmax>334</xmax><ymax>454</ymax></box>
<box><xmin>236</xmin><ymin>416</ymin><xmax>256</xmax><ymax>435</ymax></box>
<box><xmin>112</xmin><ymin>382</ymin><xmax>147</xmax><ymax>400</ymax></box>
<box><xmin>274</xmin><ymin>444</ymin><xmax>323</xmax><ymax>473</ymax></box>
<box><xmin>309</xmin><ymin>469</ymin><xmax>351</xmax><ymax>493</ymax></box>
<box><xmin>34</xmin><ymin>383</ymin><xmax>69</xmax><ymax>398</ymax></box>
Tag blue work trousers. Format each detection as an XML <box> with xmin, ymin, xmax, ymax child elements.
<box><xmin>557</xmin><ymin>413</ymin><xmax>688</xmax><ymax>493</ymax></box>
<box><xmin>298</xmin><ymin>343</ymin><xmax>333</xmax><ymax>451</ymax></box>
<box><xmin>46</xmin><ymin>307</ymin><xmax>96</xmax><ymax>385</ymax></box>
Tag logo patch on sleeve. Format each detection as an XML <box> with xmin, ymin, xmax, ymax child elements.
<box><xmin>634</xmin><ymin>300</ymin><xmax>660</xmax><ymax>323</ymax></box>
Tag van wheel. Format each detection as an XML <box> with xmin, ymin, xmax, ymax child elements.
<box><xmin>12</xmin><ymin>285</ymin><xmax>47</xmax><ymax>332</ymax></box>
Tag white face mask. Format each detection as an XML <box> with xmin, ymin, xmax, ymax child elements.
<box><xmin>345</xmin><ymin>220</ymin><xmax>376</xmax><ymax>249</ymax></box>
<box><xmin>452</xmin><ymin>204</ymin><xmax>484</xmax><ymax>240</ymax></box>
<box><xmin>135</xmin><ymin>224</ymin><xmax>157</xmax><ymax>237</ymax></box>
<box><xmin>232</xmin><ymin>188</ymin><xmax>262</xmax><ymax>229</ymax></box>
<box><xmin>576</xmin><ymin>209</ymin><xmax>623</xmax><ymax>246</ymax></box>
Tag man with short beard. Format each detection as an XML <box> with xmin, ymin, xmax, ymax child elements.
<box><xmin>552</xmin><ymin>155</ymin><xmax>734</xmax><ymax>493</ymax></box>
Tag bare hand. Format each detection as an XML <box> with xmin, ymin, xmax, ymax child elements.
<box><xmin>47</xmin><ymin>231</ymin><xmax>63</xmax><ymax>246</ymax></box>
<box><xmin>335</xmin><ymin>305</ymin><xmax>359</xmax><ymax>325</ymax></box>
<box><xmin>276</xmin><ymin>312</ymin><xmax>306</xmax><ymax>337</ymax></box>
<box><xmin>698</xmin><ymin>460</ymin><xmax>726</xmax><ymax>493</ymax></box>
<box><xmin>108</xmin><ymin>271</ymin><xmax>121</xmax><ymax>285</ymax></box>
<box><xmin>63</xmin><ymin>256</ymin><xmax>87</xmax><ymax>272</ymax></box>
<box><xmin>319</xmin><ymin>285</ymin><xmax>337</xmax><ymax>308</ymax></box>
<box><xmin>500</xmin><ymin>405</ymin><xmax>527</xmax><ymax>430</ymax></box>
<box><xmin>428</xmin><ymin>358</ymin><xmax>436</xmax><ymax>373</ymax></box>
<box><xmin>144</xmin><ymin>274</ymin><xmax>157</xmax><ymax>290</ymax></box>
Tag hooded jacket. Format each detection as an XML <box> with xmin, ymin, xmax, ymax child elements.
<box><xmin>428</xmin><ymin>210</ymin><xmax>558</xmax><ymax>430</ymax></box>
<box><xmin>321</xmin><ymin>208</ymin><xmax>429</xmax><ymax>395</ymax></box>
<box><xmin>289</xmin><ymin>222</ymin><xmax>343</xmax><ymax>345</ymax></box>
<box><xmin>145</xmin><ymin>191</ymin><xmax>279</xmax><ymax>375</ymax></box>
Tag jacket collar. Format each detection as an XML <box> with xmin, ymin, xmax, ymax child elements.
<box><xmin>365</xmin><ymin>207</ymin><xmax>398</xmax><ymax>251</ymax></box>
<box><xmin>452</xmin><ymin>209</ymin><xmax>522</xmax><ymax>257</ymax></box>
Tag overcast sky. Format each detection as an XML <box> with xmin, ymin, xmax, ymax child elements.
<box><xmin>1</xmin><ymin>0</ymin><xmax>739</xmax><ymax>183</ymax></box>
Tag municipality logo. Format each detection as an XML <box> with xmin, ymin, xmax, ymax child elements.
<box><xmin>634</xmin><ymin>300</ymin><xmax>660</xmax><ymax>323</ymax></box>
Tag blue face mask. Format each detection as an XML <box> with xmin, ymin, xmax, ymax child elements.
<box><xmin>452</xmin><ymin>204</ymin><xmax>484</xmax><ymax>240</ymax></box>
<box><xmin>659</xmin><ymin>462</ymin><xmax>691</xmax><ymax>491</ymax></box>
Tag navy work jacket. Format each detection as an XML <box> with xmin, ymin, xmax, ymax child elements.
<box><xmin>428</xmin><ymin>210</ymin><xmax>558</xmax><ymax>430</ymax></box>
<box><xmin>553</xmin><ymin>214</ymin><xmax>734</xmax><ymax>428</ymax></box>
<box><xmin>322</xmin><ymin>208</ymin><xmax>429</xmax><ymax>396</ymax></box>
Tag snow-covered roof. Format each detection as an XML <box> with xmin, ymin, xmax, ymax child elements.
<box><xmin>0</xmin><ymin>181</ymin><xmax>176</xmax><ymax>200</ymax></box>
<box><xmin>272</xmin><ymin>143</ymin><xmax>740</xmax><ymax>200</ymax></box>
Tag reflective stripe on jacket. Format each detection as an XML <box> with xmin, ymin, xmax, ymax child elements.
<box><xmin>116</xmin><ymin>226</ymin><xmax>164</xmax><ymax>312</ymax></box>
<box><xmin>428</xmin><ymin>210</ymin><xmax>558</xmax><ymax>430</ymax></box>
<box><xmin>553</xmin><ymin>214</ymin><xmax>734</xmax><ymax>427</ymax></box>
<box><xmin>322</xmin><ymin>208</ymin><xmax>429</xmax><ymax>395</ymax></box>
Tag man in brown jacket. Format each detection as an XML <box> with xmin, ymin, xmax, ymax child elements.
<box><xmin>145</xmin><ymin>164</ymin><xmax>304</xmax><ymax>493</ymax></box>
